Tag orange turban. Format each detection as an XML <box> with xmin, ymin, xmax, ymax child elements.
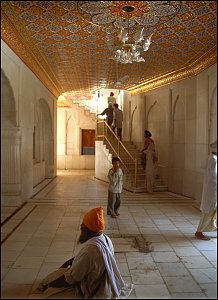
<box><xmin>83</xmin><ymin>207</ymin><xmax>105</xmax><ymax>233</ymax></box>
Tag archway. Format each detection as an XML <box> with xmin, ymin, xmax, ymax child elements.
<box><xmin>33</xmin><ymin>99</ymin><xmax>54</xmax><ymax>187</ymax></box>
<box><xmin>1</xmin><ymin>69</ymin><xmax>21</xmax><ymax>205</ymax></box>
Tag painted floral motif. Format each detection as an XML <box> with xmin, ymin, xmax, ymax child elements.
<box><xmin>33</xmin><ymin>33</ymin><xmax>46</xmax><ymax>41</ymax></box>
<box><xmin>46</xmin><ymin>24</ymin><xmax>62</xmax><ymax>32</ymax></box>
<box><xmin>83</xmin><ymin>24</ymin><xmax>100</xmax><ymax>34</ymax></box>
<box><xmin>58</xmin><ymin>1</ymin><xmax>77</xmax><ymax>11</ymax></box>
<box><xmin>61</xmin><ymin>12</ymin><xmax>80</xmax><ymax>23</ymax></box>
<box><xmin>20</xmin><ymin>11</ymin><xmax>37</xmax><ymax>22</ymax></box>
<box><xmin>10</xmin><ymin>1</ymin><xmax>32</xmax><ymax>9</ymax></box>
<box><xmin>40</xmin><ymin>12</ymin><xmax>58</xmax><ymax>22</ymax></box>
<box><xmin>35</xmin><ymin>1</ymin><xmax>55</xmax><ymax>10</ymax></box>
<box><xmin>26</xmin><ymin>23</ymin><xmax>42</xmax><ymax>32</ymax></box>
<box><xmin>64</xmin><ymin>24</ymin><xmax>81</xmax><ymax>33</ymax></box>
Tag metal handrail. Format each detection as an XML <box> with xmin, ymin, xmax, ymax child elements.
<box><xmin>96</xmin><ymin>120</ymin><xmax>137</xmax><ymax>186</ymax></box>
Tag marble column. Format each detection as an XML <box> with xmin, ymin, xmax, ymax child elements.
<box><xmin>1</xmin><ymin>127</ymin><xmax>22</xmax><ymax>206</ymax></box>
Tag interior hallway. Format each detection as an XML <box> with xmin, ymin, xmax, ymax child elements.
<box><xmin>1</xmin><ymin>170</ymin><xmax>217</xmax><ymax>299</ymax></box>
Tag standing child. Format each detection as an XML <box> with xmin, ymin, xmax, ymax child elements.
<box><xmin>107</xmin><ymin>157</ymin><xmax>123</xmax><ymax>218</ymax></box>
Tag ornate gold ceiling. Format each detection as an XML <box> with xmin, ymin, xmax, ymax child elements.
<box><xmin>1</xmin><ymin>1</ymin><xmax>217</xmax><ymax>99</ymax></box>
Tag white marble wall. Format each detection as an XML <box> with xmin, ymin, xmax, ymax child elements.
<box><xmin>57</xmin><ymin>106</ymin><xmax>96</xmax><ymax>169</ymax></box>
<box><xmin>123</xmin><ymin>64</ymin><xmax>217</xmax><ymax>203</ymax></box>
<box><xmin>1</xmin><ymin>40</ymin><xmax>57</xmax><ymax>205</ymax></box>
<box><xmin>57</xmin><ymin>155</ymin><xmax>95</xmax><ymax>170</ymax></box>
<box><xmin>95</xmin><ymin>141</ymin><xmax>112</xmax><ymax>182</ymax></box>
<box><xmin>1</xmin><ymin>128</ymin><xmax>22</xmax><ymax>205</ymax></box>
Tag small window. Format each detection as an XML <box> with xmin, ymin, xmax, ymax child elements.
<box><xmin>82</xmin><ymin>129</ymin><xmax>95</xmax><ymax>155</ymax></box>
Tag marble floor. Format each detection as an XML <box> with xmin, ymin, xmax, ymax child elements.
<box><xmin>1</xmin><ymin>170</ymin><xmax>217</xmax><ymax>299</ymax></box>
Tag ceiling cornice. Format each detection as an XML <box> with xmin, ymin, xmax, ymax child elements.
<box><xmin>1</xmin><ymin>8</ymin><xmax>63</xmax><ymax>98</ymax></box>
<box><xmin>127</xmin><ymin>46</ymin><xmax>217</xmax><ymax>95</ymax></box>
<box><xmin>1</xmin><ymin>1</ymin><xmax>217</xmax><ymax>98</ymax></box>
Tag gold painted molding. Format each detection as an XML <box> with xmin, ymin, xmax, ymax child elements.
<box><xmin>127</xmin><ymin>46</ymin><xmax>217</xmax><ymax>95</ymax></box>
<box><xmin>1</xmin><ymin>10</ymin><xmax>63</xmax><ymax>99</ymax></box>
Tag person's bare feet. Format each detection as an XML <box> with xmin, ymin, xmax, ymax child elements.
<box><xmin>195</xmin><ymin>232</ymin><xmax>210</xmax><ymax>240</ymax></box>
<box><xmin>111</xmin><ymin>215</ymin><xmax>116</xmax><ymax>218</ymax></box>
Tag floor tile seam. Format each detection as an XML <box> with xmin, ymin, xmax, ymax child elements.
<box><xmin>188</xmin><ymin>267</ymin><xmax>217</xmax><ymax>282</ymax></box>
<box><xmin>146</xmin><ymin>269</ymin><xmax>173</xmax><ymax>298</ymax></box>
<box><xmin>1</xmin><ymin>205</ymin><xmax>37</xmax><ymax>245</ymax></box>
<box><xmin>0</xmin><ymin>245</ymin><xmax>215</xmax><ymax>290</ymax></box>
<box><xmin>31</xmin><ymin>192</ymin><xmax>162</xmax><ymax>195</ymax></box>
<box><xmin>1</xmin><ymin>221</ymin><xmax>215</xmax><ymax>292</ymax></box>
<box><xmin>32</xmin><ymin>179</ymin><xmax>52</xmax><ymax>195</ymax></box>
<box><xmin>159</xmin><ymin>273</ymin><xmax>208</xmax><ymax>297</ymax></box>
<box><xmin>26</xmin><ymin>204</ymin><xmax>199</xmax><ymax>210</ymax></box>
<box><xmin>32</xmin><ymin>179</ymin><xmax>56</xmax><ymax>198</ymax></box>
<box><xmin>166</xmin><ymin>192</ymin><xmax>195</xmax><ymax>199</ymax></box>
<box><xmin>36</xmin><ymin>245</ymin><xmax>73</xmax><ymax>274</ymax></box>
<box><xmin>11</xmin><ymin>209</ymin><xmax>70</xmax><ymax>280</ymax></box>
<box><xmin>34</xmin><ymin>176</ymin><xmax>194</xmax><ymax>200</ymax></box>
<box><xmin>199</xmin><ymin>250</ymin><xmax>217</xmax><ymax>264</ymax></box>
<box><xmin>1</xmin><ymin>214</ymin><xmax>38</xmax><ymax>228</ymax></box>
<box><xmin>1</xmin><ymin>203</ymin><xmax>43</xmax><ymax>226</ymax></box>
<box><xmin>28</xmin><ymin>197</ymin><xmax>198</xmax><ymax>203</ymax></box>
<box><xmin>184</xmin><ymin>268</ymin><xmax>213</xmax><ymax>294</ymax></box>
<box><xmin>28</xmin><ymin>203</ymin><xmax>198</xmax><ymax>207</ymax></box>
<box><xmin>28</xmin><ymin>195</ymin><xmax>196</xmax><ymax>204</ymax></box>
<box><xmin>1</xmin><ymin>202</ymin><xmax>29</xmax><ymax>226</ymax></box>
<box><xmin>1</xmin><ymin>205</ymin><xmax>38</xmax><ymax>245</ymax></box>
<box><xmin>1</xmin><ymin>208</ymin><xmax>20</xmax><ymax>223</ymax></box>
<box><xmin>32</xmin><ymin>176</ymin><xmax>63</xmax><ymax>199</ymax></box>
<box><xmin>17</xmin><ymin>204</ymin><xmax>200</xmax><ymax>212</ymax></box>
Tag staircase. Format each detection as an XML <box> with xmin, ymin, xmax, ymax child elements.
<box><xmin>96</xmin><ymin>121</ymin><xmax>168</xmax><ymax>193</ymax></box>
<box><xmin>72</xmin><ymin>100</ymin><xmax>97</xmax><ymax>121</ymax></box>
<box><xmin>64</xmin><ymin>102</ymin><xmax>168</xmax><ymax>193</ymax></box>
<box><xmin>121</xmin><ymin>141</ymin><xmax>167</xmax><ymax>192</ymax></box>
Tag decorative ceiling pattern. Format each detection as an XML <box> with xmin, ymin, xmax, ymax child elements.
<box><xmin>1</xmin><ymin>1</ymin><xmax>217</xmax><ymax>99</ymax></box>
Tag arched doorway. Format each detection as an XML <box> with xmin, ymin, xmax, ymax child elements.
<box><xmin>33</xmin><ymin>99</ymin><xmax>54</xmax><ymax>187</ymax></box>
<box><xmin>1</xmin><ymin>69</ymin><xmax>21</xmax><ymax>205</ymax></box>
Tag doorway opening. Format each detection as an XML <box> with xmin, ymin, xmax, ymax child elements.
<box><xmin>81</xmin><ymin>129</ymin><xmax>95</xmax><ymax>155</ymax></box>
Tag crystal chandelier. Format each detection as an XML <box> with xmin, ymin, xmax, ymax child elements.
<box><xmin>113</xmin><ymin>5</ymin><xmax>152</xmax><ymax>64</ymax></box>
<box><xmin>77</xmin><ymin>1</ymin><xmax>182</xmax><ymax>64</ymax></box>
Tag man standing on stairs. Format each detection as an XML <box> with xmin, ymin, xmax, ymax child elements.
<box><xmin>107</xmin><ymin>91</ymin><xmax>116</xmax><ymax>105</ymax></box>
<box><xmin>107</xmin><ymin>157</ymin><xmax>123</xmax><ymax>218</ymax></box>
<box><xmin>112</xmin><ymin>103</ymin><xmax>123</xmax><ymax>141</ymax></box>
<box><xmin>97</xmin><ymin>102</ymin><xmax>114</xmax><ymax>126</ymax></box>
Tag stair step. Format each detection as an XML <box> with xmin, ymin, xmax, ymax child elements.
<box><xmin>125</xmin><ymin>185</ymin><xmax>168</xmax><ymax>193</ymax></box>
<box><xmin>99</xmin><ymin>138</ymin><xmax>167</xmax><ymax>193</ymax></box>
<box><xmin>136</xmin><ymin>178</ymin><xmax>163</xmax><ymax>185</ymax></box>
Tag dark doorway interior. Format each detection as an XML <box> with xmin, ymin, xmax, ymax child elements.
<box><xmin>82</xmin><ymin>129</ymin><xmax>95</xmax><ymax>155</ymax></box>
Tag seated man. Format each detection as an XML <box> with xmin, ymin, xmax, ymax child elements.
<box><xmin>33</xmin><ymin>207</ymin><xmax>133</xmax><ymax>299</ymax></box>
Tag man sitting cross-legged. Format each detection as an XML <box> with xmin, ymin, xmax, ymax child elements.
<box><xmin>32</xmin><ymin>207</ymin><xmax>133</xmax><ymax>299</ymax></box>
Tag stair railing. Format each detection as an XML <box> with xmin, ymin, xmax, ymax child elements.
<box><xmin>72</xmin><ymin>99</ymin><xmax>97</xmax><ymax>113</ymax></box>
<box><xmin>96</xmin><ymin>120</ymin><xmax>137</xmax><ymax>187</ymax></box>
